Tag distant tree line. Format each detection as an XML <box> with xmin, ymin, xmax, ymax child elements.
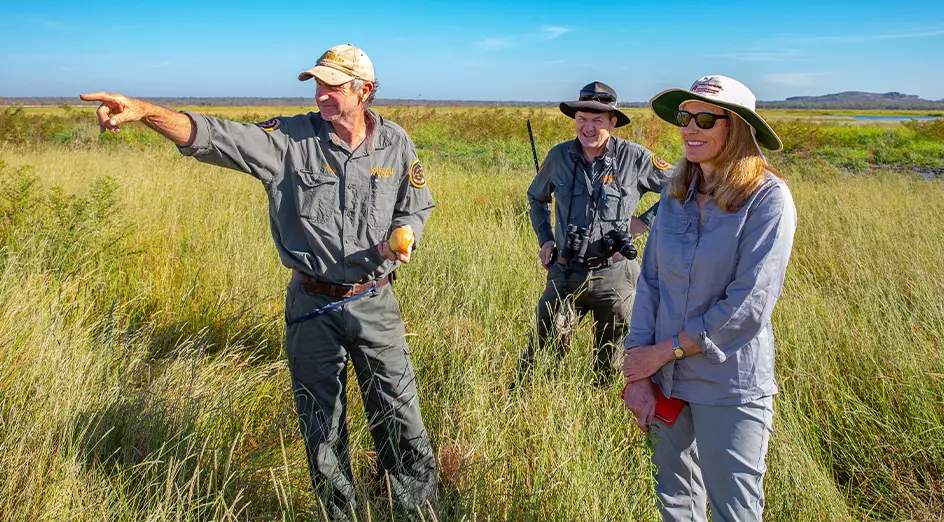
<box><xmin>756</xmin><ymin>100</ymin><xmax>944</xmax><ymax>111</ymax></box>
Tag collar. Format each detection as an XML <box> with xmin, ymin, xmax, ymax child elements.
<box><xmin>320</xmin><ymin>110</ymin><xmax>387</xmax><ymax>154</ymax></box>
<box><xmin>684</xmin><ymin>173</ymin><xmax>699</xmax><ymax>203</ymax></box>
<box><xmin>367</xmin><ymin>110</ymin><xmax>389</xmax><ymax>152</ymax></box>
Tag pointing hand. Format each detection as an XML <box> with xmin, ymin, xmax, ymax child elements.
<box><xmin>79</xmin><ymin>92</ymin><xmax>146</xmax><ymax>133</ymax></box>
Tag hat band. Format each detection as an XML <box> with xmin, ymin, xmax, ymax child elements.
<box><xmin>579</xmin><ymin>91</ymin><xmax>617</xmax><ymax>106</ymax></box>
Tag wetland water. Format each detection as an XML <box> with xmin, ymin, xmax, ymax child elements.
<box><xmin>852</xmin><ymin>115</ymin><xmax>943</xmax><ymax>121</ymax></box>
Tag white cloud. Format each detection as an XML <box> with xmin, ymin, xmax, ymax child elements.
<box><xmin>31</xmin><ymin>18</ymin><xmax>81</xmax><ymax>31</ymax></box>
<box><xmin>821</xmin><ymin>29</ymin><xmax>944</xmax><ymax>43</ymax></box>
<box><xmin>474</xmin><ymin>26</ymin><xmax>573</xmax><ymax>51</ymax></box>
<box><xmin>474</xmin><ymin>37</ymin><xmax>515</xmax><ymax>51</ymax></box>
<box><xmin>783</xmin><ymin>28</ymin><xmax>944</xmax><ymax>44</ymax></box>
<box><xmin>541</xmin><ymin>26</ymin><xmax>570</xmax><ymax>39</ymax></box>
<box><xmin>764</xmin><ymin>72</ymin><xmax>827</xmax><ymax>86</ymax></box>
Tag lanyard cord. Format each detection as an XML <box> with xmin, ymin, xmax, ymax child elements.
<box><xmin>285</xmin><ymin>282</ymin><xmax>376</xmax><ymax>326</ymax></box>
<box><xmin>564</xmin><ymin>148</ymin><xmax>617</xmax><ymax>254</ymax></box>
<box><xmin>566</xmin><ymin>153</ymin><xmax>600</xmax><ymax>226</ymax></box>
<box><xmin>565</xmin><ymin>154</ymin><xmax>580</xmax><ymax>228</ymax></box>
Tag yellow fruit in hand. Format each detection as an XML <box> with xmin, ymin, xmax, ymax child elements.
<box><xmin>388</xmin><ymin>225</ymin><xmax>415</xmax><ymax>255</ymax></box>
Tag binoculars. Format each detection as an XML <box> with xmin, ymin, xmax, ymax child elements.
<box><xmin>561</xmin><ymin>225</ymin><xmax>638</xmax><ymax>265</ymax></box>
<box><xmin>604</xmin><ymin>229</ymin><xmax>638</xmax><ymax>260</ymax></box>
<box><xmin>561</xmin><ymin>224</ymin><xmax>590</xmax><ymax>264</ymax></box>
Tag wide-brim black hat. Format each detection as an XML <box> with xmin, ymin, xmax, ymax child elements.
<box><xmin>559</xmin><ymin>81</ymin><xmax>631</xmax><ymax>128</ymax></box>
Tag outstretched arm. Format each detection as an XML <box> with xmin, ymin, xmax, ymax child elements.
<box><xmin>79</xmin><ymin>92</ymin><xmax>195</xmax><ymax>147</ymax></box>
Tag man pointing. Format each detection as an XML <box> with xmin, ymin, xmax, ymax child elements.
<box><xmin>82</xmin><ymin>44</ymin><xmax>437</xmax><ymax>519</ymax></box>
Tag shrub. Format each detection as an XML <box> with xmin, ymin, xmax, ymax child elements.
<box><xmin>902</xmin><ymin>117</ymin><xmax>944</xmax><ymax>141</ymax></box>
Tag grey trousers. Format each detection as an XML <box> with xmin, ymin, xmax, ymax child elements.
<box><xmin>284</xmin><ymin>281</ymin><xmax>437</xmax><ymax>519</ymax></box>
<box><xmin>648</xmin><ymin>396</ymin><xmax>774</xmax><ymax>522</ymax></box>
<box><xmin>522</xmin><ymin>258</ymin><xmax>640</xmax><ymax>375</ymax></box>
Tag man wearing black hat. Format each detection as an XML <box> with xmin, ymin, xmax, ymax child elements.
<box><xmin>519</xmin><ymin>81</ymin><xmax>673</xmax><ymax>382</ymax></box>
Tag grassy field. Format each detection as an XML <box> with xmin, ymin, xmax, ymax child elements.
<box><xmin>0</xmin><ymin>106</ymin><xmax>943</xmax><ymax>521</ymax></box>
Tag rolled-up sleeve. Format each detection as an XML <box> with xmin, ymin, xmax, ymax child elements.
<box><xmin>684</xmin><ymin>184</ymin><xmax>797</xmax><ymax>364</ymax></box>
<box><xmin>626</xmin><ymin>199</ymin><xmax>664</xmax><ymax>349</ymax></box>
<box><xmin>637</xmin><ymin>201</ymin><xmax>660</xmax><ymax>229</ymax></box>
<box><xmin>527</xmin><ymin>151</ymin><xmax>556</xmax><ymax>246</ymax></box>
<box><xmin>177</xmin><ymin>112</ymin><xmax>289</xmax><ymax>184</ymax></box>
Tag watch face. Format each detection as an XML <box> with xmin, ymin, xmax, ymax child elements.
<box><xmin>674</xmin><ymin>348</ymin><xmax>685</xmax><ymax>359</ymax></box>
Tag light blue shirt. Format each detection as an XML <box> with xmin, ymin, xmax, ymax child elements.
<box><xmin>626</xmin><ymin>172</ymin><xmax>797</xmax><ymax>405</ymax></box>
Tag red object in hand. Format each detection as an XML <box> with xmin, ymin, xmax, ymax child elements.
<box><xmin>622</xmin><ymin>381</ymin><xmax>687</xmax><ymax>427</ymax></box>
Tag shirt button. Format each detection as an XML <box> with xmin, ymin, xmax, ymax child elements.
<box><xmin>675</xmin><ymin>313</ymin><xmax>682</xmax><ymax>319</ymax></box>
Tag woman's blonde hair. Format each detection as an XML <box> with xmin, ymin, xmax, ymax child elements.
<box><xmin>669</xmin><ymin>109</ymin><xmax>782</xmax><ymax>211</ymax></box>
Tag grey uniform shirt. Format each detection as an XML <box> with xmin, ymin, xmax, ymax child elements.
<box><xmin>627</xmin><ymin>173</ymin><xmax>797</xmax><ymax>405</ymax></box>
<box><xmin>178</xmin><ymin>110</ymin><xmax>434</xmax><ymax>285</ymax></box>
<box><xmin>527</xmin><ymin>137</ymin><xmax>671</xmax><ymax>259</ymax></box>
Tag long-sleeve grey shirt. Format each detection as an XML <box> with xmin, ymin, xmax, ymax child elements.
<box><xmin>626</xmin><ymin>172</ymin><xmax>797</xmax><ymax>405</ymax></box>
<box><xmin>527</xmin><ymin>137</ymin><xmax>672</xmax><ymax>259</ymax></box>
<box><xmin>177</xmin><ymin>110</ymin><xmax>434</xmax><ymax>285</ymax></box>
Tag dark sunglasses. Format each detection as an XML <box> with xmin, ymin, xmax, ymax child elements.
<box><xmin>579</xmin><ymin>89</ymin><xmax>617</xmax><ymax>104</ymax></box>
<box><xmin>675</xmin><ymin>110</ymin><xmax>729</xmax><ymax>129</ymax></box>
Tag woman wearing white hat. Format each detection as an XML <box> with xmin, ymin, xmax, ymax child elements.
<box><xmin>621</xmin><ymin>76</ymin><xmax>797</xmax><ymax>522</ymax></box>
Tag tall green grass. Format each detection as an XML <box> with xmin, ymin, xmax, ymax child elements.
<box><xmin>0</xmin><ymin>109</ymin><xmax>942</xmax><ymax>521</ymax></box>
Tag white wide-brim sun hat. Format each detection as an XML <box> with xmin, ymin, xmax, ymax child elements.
<box><xmin>649</xmin><ymin>75</ymin><xmax>783</xmax><ymax>152</ymax></box>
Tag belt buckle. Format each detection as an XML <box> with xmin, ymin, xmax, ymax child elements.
<box><xmin>338</xmin><ymin>283</ymin><xmax>356</xmax><ymax>297</ymax></box>
<box><xmin>588</xmin><ymin>256</ymin><xmax>609</xmax><ymax>270</ymax></box>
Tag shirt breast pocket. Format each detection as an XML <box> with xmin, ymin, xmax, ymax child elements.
<box><xmin>556</xmin><ymin>178</ymin><xmax>586</xmax><ymax>226</ymax></box>
<box><xmin>294</xmin><ymin>168</ymin><xmax>338</xmax><ymax>224</ymax></box>
<box><xmin>697</xmin><ymin>213</ymin><xmax>742</xmax><ymax>283</ymax></box>
<box><xmin>599</xmin><ymin>183</ymin><xmax>624</xmax><ymax>222</ymax></box>
<box><xmin>655</xmin><ymin>214</ymin><xmax>690</xmax><ymax>267</ymax></box>
<box><xmin>369</xmin><ymin>177</ymin><xmax>398</xmax><ymax>235</ymax></box>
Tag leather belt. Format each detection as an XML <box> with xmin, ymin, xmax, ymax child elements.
<box><xmin>584</xmin><ymin>256</ymin><xmax>613</xmax><ymax>269</ymax></box>
<box><xmin>557</xmin><ymin>252</ymin><xmax>624</xmax><ymax>270</ymax></box>
<box><xmin>292</xmin><ymin>270</ymin><xmax>391</xmax><ymax>298</ymax></box>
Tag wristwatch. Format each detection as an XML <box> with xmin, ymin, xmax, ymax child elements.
<box><xmin>672</xmin><ymin>334</ymin><xmax>685</xmax><ymax>360</ymax></box>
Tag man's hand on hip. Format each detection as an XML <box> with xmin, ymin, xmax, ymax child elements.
<box><xmin>538</xmin><ymin>241</ymin><xmax>555</xmax><ymax>270</ymax></box>
<box><xmin>629</xmin><ymin>216</ymin><xmax>649</xmax><ymax>238</ymax></box>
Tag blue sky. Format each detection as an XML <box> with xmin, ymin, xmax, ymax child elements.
<box><xmin>2</xmin><ymin>0</ymin><xmax>943</xmax><ymax>102</ymax></box>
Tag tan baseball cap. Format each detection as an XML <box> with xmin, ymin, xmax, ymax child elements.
<box><xmin>298</xmin><ymin>44</ymin><xmax>374</xmax><ymax>85</ymax></box>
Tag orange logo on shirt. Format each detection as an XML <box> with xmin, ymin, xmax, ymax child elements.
<box><xmin>371</xmin><ymin>167</ymin><xmax>393</xmax><ymax>178</ymax></box>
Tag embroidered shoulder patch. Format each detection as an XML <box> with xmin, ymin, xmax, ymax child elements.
<box><xmin>652</xmin><ymin>154</ymin><xmax>672</xmax><ymax>171</ymax></box>
<box><xmin>255</xmin><ymin>118</ymin><xmax>280</xmax><ymax>132</ymax></box>
<box><xmin>409</xmin><ymin>159</ymin><xmax>426</xmax><ymax>188</ymax></box>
